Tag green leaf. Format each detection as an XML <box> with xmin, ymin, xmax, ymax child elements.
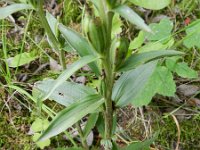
<box><xmin>153</xmin><ymin>66</ymin><xmax>176</xmax><ymax>96</ymax></box>
<box><xmin>112</xmin><ymin>141</ymin><xmax>120</xmax><ymax>150</ymax></box>
<box><xmin>128</xmin><ymin>0</ymin><xmax>171</xmax><ymax>10</ymax></box>
<box><xmin>129</xmin><ymin>31</ymin><xmax>145</xmax><ymax>50</ymax></box>
<box><xmin>112</xmin><ymin>14</ymin><xmax>122</xmax><ymax>38</ymax></box>
<box><xmin>174</xmin><ymin>62</ymin><xmax>198</xmax><ymax>79</ymax></box>
<box><xmin>96</xmin><ymin>113</ymin><xmax>105</xmax><ymax>138</ymax></box>
<box><xmin>33</xmin><ymin>133</ymin><xmax>50</xmax><ymax>149</ymax></box>
<box><xmin>46</xmin><ymin>12</ymin><xmax>58</xmax><ymax>36</ymax></box>
<box><xmin>165</xmin><ymin>57</ymin><xmax>180</xmax><ymax>71</ymax></box>
<box><xmin>58</xmin><ymin>24</ymin><xmax>100</xmax><ymax>75</ymax></box>
<box><xmin>166</xmin><ymin>58</ymin><xmax>198</xmax><ymax>78</ymax></box>
<box><xmin>42</xmin><ymin>55</ymin><xmax>98</xmax><ymax>101</ymax></box>
<box><xmin>83</xmin><ymin>113</ymin><xmax>99</xmax><ymax>139</ymax></box>
<box><xmin>146</xmin><ymin>18</ymin><xmax>173</xmax><ymax>41</ymax></box>
<box><xmin>38</xmin><ymin>95</ymin><xmax>104</xmax><ymax>141</ymax></box>
<box><xmin>113</xmin><ymin>61</ymin><xmax>157</xmax><ymax>107</ymax></box>
<box><xmin>0</xmin><ymin>4</ymin><xmax>34</xmax><ymax>19</ymax></box>
<box><xmin>113</xmin><ymin>5</ymin><xmax>151</xmax><ymax>32</ymax></box>
<box><xmin>7</xmin><ymin>52</ymin><xmax>38</xmax><ymax>68</ymax></box>
<box><xmin>139</xmin><ymin>38</ymin><xmax>175</xmax><ymax>53</ymax></box>
<box><xmin>31</xmin><ymin>118</ymin><xmax>49</xmax><ymax>132</ymax></box>
<box><xmin>34</xmin><ymin>79</ymin><xmax>96</xmax><ymax>106</ymax></box>
<box><xmin>183</xmin><ymin>19</ymin><xmax>200</xmax><ymax>48</ymax></box>
<box><xmin>118</xmin><ymin>50</ymin><xmax>184</xmax><ymax>72</ymax></box>
<box><xmin>123</xmin><ymin>137</ymin><xmax>155</xmax><ymax>150</ymax></box>
<box><xmin>46</xmin><ymin>12</ymin><xmax>59</xmax><ymax>49</ymax></box>
<box><xmin>130</xmin><ymin>66</ymin><xmax>175</xmax><ymax>107</ymax></box>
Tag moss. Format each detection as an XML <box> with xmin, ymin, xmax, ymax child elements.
<box><xmin>156</xmin><ymin>115</ymin><xmax>200</xmax><ymax>150</ymax></box>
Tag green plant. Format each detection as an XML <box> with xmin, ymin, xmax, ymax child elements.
<box><xmin>0</xmin><ymin>0</ymin><xmax>189</xmax><ymax>149</ymax></box>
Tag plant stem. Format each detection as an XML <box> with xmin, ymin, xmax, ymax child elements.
<box><xmin>103</xmin><ymin>60</ymin><xmax>115</xmax><ymax>140</ymax></box>
<box><xmin>101</xmin><ymin>0</ymin><xmax>115</xmax><ymax>143</ymax></box>
<box><xmin>76</xmin><ymin>122</ymin><xmax>89</xmax><ymax>150</ymax></box>
<box><xmin>37</xmin><ymin>0</ymin><xmax>66</xmax><ymax>69</ymax></box>
<box><xmin>1</xmin><ymin>20</ymin><xmax>11</xmax><ymax>84</ymax></box>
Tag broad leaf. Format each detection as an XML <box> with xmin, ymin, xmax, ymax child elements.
<box><xmin>33</xmin><ymin>133</ymin><xmax>51</xmax><ymax>149</ymax></box>
<box><xmin>112</xmin><ymin>14</ymin><xmax>122</xmax><ymax>38</ymax></box>
<box><xmin>114</xmin><ymin>5</ymin><xmax>151</xmax><ymax>32</ymax></box>
<box><xmin>7</xmin><ymin>52</ymin><xmax>38</xmax><ymax>68</ymax></box>
<box><xmin>42</xmin><ymin>55</ymin><xmax>98</xmax><ymax>101</ymax></box>
<box><xmin>113</xmin><ymin>61</ymin><xmax>157</xmax><ymax>107</ymax></box>
<box><xmin>183</xmin><ymin>19</ymin><xmax>200</xmax><ymax>48</ymax></box>
<box><xmin>166</xmin><ymin>58</ymin><xmax>198</xmax><ymax>78</ymax></box>
<box><xmin>146</xmin><ymin>18</ymin><xmax>173</xmax><ymax>41</ymax></box>
<box><xmin>31</xmin><ymin>118</ymin><xmax>49</xmax><ymax>132</ymax></box>
<box><xmin>58</xmin><ymin>24</ymin><xmax>100</xmax><ymax>75</ymax></box>
<box><xmin>175</xmin><ymin>62</ymin><xmax>198</xmax><ymax>78</ymax></box>
<box><xmin>34</xmin><ymin>79</ymin><xmax>96</xmax><ymax>106</ymax></box>
<box><xmin>128</xmin><ymin>0</ymin><xmax>171</xmax><ymax>10</ymax></box>
<box><xmin>0</xmin><ymin>4</ymin><xmax>34</xmax><ymax>19</ymax></box>
<box><xmin>138</xmin><ymin>38</ymin><xmax>175</xmax><ymax>53</ymax></box>
<box><xmin>130</xmin><ymin>66</ymin><xmax>175</xmax><ymax>107</ymax></box>
<box><xmin>118</xmin><ymin>50</ymin><xmax>184</xmax><ymax>72</ymax></box>
<box><xmin>129</xmin><ymin>31</ymin><xmax>145</xmax><ymax>50</ymax></box>
<box><xmin>38</xmin><ymin>95</ymin><xmax>104</xmax><ymax>141</ymax></box>
<box><xmin>153</xmin><ymin>66</ymin><xmax>176</xmax><ymax>96</ymax></box>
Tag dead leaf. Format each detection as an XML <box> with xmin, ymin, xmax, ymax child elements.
<box><xmin>177</xmin><ymin>84</ymin><xmax>199</xmax><ymax>97</ymax></box>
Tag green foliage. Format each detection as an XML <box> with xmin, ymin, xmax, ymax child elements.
<box><xmin>32</xmin><ymin>133</ymin><xmax>51</xmax><ymax>149</ymax></box>
<box><xmin>146</xmin><ymin>18</ymin><xmax>173</xmax><ymax>41</ymax></box>
<box><xmin>62</xmin><ymin>0</ymin><xmax>81</xmax><ymax>25</ymax></box>
<box><xmin>6</xmin><ymin>52</ymin><xmax>38</xmax><ymax>68</ymax></box>
<box><xmin>129</xmin><ymin>18</ymin><xmax>175</xmax><ymax>53</ymax></box>
<box><xmin>41</xmin><ymin>55</ymin><xmax>98</xmax><ymax>101</ymax></box>
<box><xmin>113</xmin><ymin>5</ymin><xmax>151</xmax><ymax>32</ymax></box>
<box><xmin>123</xmin><ymin>137</ymin><xmax>155</xmax><ymax>150</ymax></box>
<box><xmin>166</xmin><ymin>57</ymin><xmax>198</xmax><ymax>78</ymax></box>
<box><xmin>0</xmin><ymin>0</ymin><xmax>189</xmax><ymax>149</ymax></box>
<box><xmin>38</xmin><ymin>95</ymin><xmax>104</xmax><ymax>141</ymax></box>
<box><xmin>113</xmin><ymin>61</ymin><xmax>157</xmax><ymax>107</ymax></box>
<box><xmin>0</xmin><ymin>3</ymin><xmax>33</xmax><ymax>19</ymax></box>
<box><xmin>118</xmin><ymin>50</ymin><xmax>184</xmax><ymax>72</ymax></box>
<box><xmin>58</xmin><ymin>24</ymin><xmax>100</xmax><ymax>75</ymax></box>
<box><xmin>128</xmin><ymin>0</ymin><xmax>171</xmax><ymax>10</ymax></box>
<box><xmin>33</xmin><ymin>79</ymin><xmax>96</xmax><ymax>106</ymax></box>
<box><xmin>183</xmin><ymin>19</ymin><xmax>200</xmax><ymax>48</ymax></box>
<box><xmin>83</xmin><ymin>113</ymin><xmax>99</xmax><ymax>139</ymax></box>
<box><xmin>112</xmin><ymin>14</ymin><xmax>122</xmax><ymax>38</ymax></box>
<box><xmin>31</xmin><ymin>118</ymin><xmax>50</xmax><ymax>149</ymax></box>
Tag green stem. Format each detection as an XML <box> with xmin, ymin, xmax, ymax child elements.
<box><xmin>76</xmin><ymin>122</ymin><xmax>89</xmax><ymax>150</ymax></box>
<box><xmin>103</xmin><ymin>57</ymin><xmax>115</xmax><ymax>140</ymax></box>
<box><xmin>64</xmin><ymin>131</ymin><xmax>78</xmax><ymax>148</ymax></box>
<box><xmin>101</xmin><ymin>1</ymin><xmax>115</xmax><ymax>143</ymax></box>
<box><xmin>1</xmin><ymin>20</ymin><xmax>11</xmax><ymax>84</ymax></box>
<box><xmin>37</xmin><ymin>0</ymin><xmax>66</xmax><ymax>69</ymax></box>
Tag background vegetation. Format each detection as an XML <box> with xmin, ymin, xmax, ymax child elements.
<box><xmin>0</xmin><ymin>0</ymin><xmax>200</xmax><ymax>149</ymax></box>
